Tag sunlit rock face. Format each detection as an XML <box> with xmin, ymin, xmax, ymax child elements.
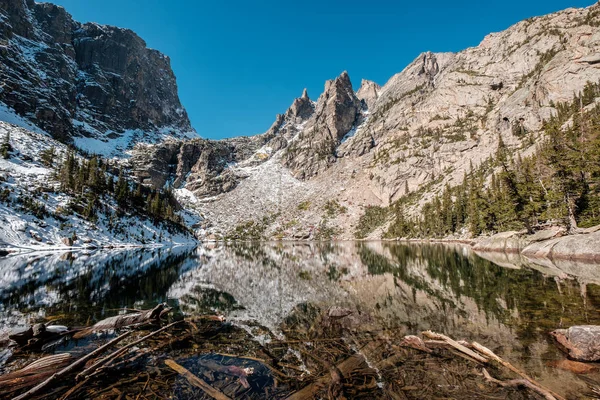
<box><xmin>131</xmin><ymin>3</ymin><xmax>600</xmax><ymax>240</ymax></box>
<box><xmin>281</xmin><ymin>71</ymin><xmax>362</xmax><ymax>180</ymax></box>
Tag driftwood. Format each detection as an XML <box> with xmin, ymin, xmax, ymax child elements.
<box><xmin>165</xmin><ymin>359</ymin><xmax>231</xmax><ymax>400</ymax></box>
<box><xmin>399</xmin><ymin>335</ymin><xmax>432</xmax><ymax>353</ymax></box>
<box><xmin>12</xmin><ymin>331</ymin><xmax>132</xmax><ymax>400</ymax></box>
<box><xmin>73</xmin><ymin>303</ymin><xmax>168</xmax><ymax>339</ymax></box>
<box><xmin>482</xmin><ymin>369</ymin><xmax>557</xmax><ymax>400</ymax></box>
<box><xmin>286</xmin><ymin>353</ymin><xmax>367</xmax><ymax>400</ymax></box>
<box><xmin>472</xmin><ymin>342</ymin><xmax>565</xmax><ymax>400</ymax></box>
<box><xmin>422</xmin><ymin>331</ymin><xmax>488</xmax><ymax>363</ymax></box>
<box><xmin>0</xmin><ymin>354</ymin><xmax>72</xmax><ymax>396</ymax></box>
<box><xmin>76</xmin><ymin>320</ymin><xmax>183</xmax><ymax>381</ymax></box>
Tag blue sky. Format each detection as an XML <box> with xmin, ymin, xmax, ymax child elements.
<box><xmin>50</xmin><ymin>0</ymin><xmax>595</xmax><ymax>139</ymax></box>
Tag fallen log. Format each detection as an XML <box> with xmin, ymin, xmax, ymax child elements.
<box><xmin>482</xmin><ymin>368</ymin><xmax>556</xmax><ymax>400</ymax></box>
<box><xmin>472</xmin><ymin>341</ymin><xmax>565</xmax><ymax>400</ymax></box>
<box><xmin>0</xmin><ymin>354</ymin><xmax>72</xmax><ymax>396</ymax></box>
<box><xmin>73</xmin><ymin>303</ymin><xmax>168</xmax><ymax>339</ymax></box>
<box><xmin>422</xmin><ymin>331</ymin><xmax>488</xmax><ymax>363</ymax></box>
<box><xmin>12</xmin><ymin>331</ymin><xmax>132</xmax><ymax>400</ymax></box>
<box><xmin>165</xmin><ymin>359</ymin><xmax>231</xmax><ymax>400</ymax></box>
<box><xmin>76</xmin><ymin>320</ymin><xmax>183</xmax><ymax>381</ymax></box>
<box><xmin>286</xmin><ymin>353</ymin><xmax>368</xmax><ymax>400</ymax></box>
<box><xmin>399</xmin><ymin>335</ymin><xmax>432</xmax><ymax>353</ymax></box>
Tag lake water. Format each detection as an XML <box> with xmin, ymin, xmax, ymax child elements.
<box><xmin>1</xmin><ymin>242</ymin><xmax>600</xmax><ymax>398</ymax></box>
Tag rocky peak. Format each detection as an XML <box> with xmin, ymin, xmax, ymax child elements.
<box><xmin>281</xmin><ymin>71</ymin><xmax>361</xmax><ymax>180</ymax></box>
<box><xmin>131</xmin><ymin>2</ymin><xmax>600</xmax><ymax>241</ymax></box>
<box><xmin>356</xmin><ymin>79</ymin><xmax>381</xmax><ymax>110</ymax></box>
<box><xmin>33</xmin><ymin>3</ymin><xmax>74</xmax><ymax>46</ymax></box>
<box><xmin>285</xmin><ymin>88</ymin><xmax>314</xmax><ymax>123</ymax></box>
<box><xmin>311</xmin><ymin>70</ymin><xmax>360</xmax><ymax>142</ymax></box>
<box><xmin>0</xmin><ymin>0</ymin><xmax>195</xmax><ymax>154</ymax></box>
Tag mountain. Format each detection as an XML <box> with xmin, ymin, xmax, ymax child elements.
<box><xmin>130</xmin><ymin>2</ymin><xmax>600</xmax><ymax>240</ymax></box>
<box><xmin>2</xmin><ymin>1</ymin><xmax>600</xmax><ymax>244</ymax></box>
<box><xmin>0</xmin><ymin>0</ymin><xmax>196</xmax><ymax>156</ymax></box>
<box><xmin>0</xmin><ymin>1</ymin><xmax>201</xmax><ymax>250</ymax></box>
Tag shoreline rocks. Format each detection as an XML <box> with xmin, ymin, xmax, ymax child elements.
<box><xmin>471</xmin><ymin>227</ymin><xmax>600</xmax><ymax>263</ymax></box>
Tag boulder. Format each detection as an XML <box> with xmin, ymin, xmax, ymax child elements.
<box><xmin>523</xmin><ymin>231</ymin><xmax>600</xmax><ymax>262</ymax></box>
<box><xmin>547</xmin><ymin>359</ymin><xmax>599</xmax><ymax>374</ymax></box>
<box><xmin>551</xmin><ymin>326</ymin><xmax>600</xmax><ymax>361</ymax></box>
<box><xmin>472</xmin><ymin>231</ymin><xmax>525</xmax><ymax>253</ymax></box>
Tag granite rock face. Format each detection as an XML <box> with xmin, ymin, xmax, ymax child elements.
<box><xmin>0</xmin><ymin>0</ymin><xmax>194</xmax><ymax>151</ymax></box>
<box><xmin>282</xmin><ymin>71</ymin><xmax>362</xmax><ymax>179</ymax></box>
<box><xmin>356</xmin><ymin>79</ymin><xmax>380</xmax><ymax>110</ymax></box>
<box><xmin>131</xmin><ymin>136</ymin><xmax>268</xmax><ymax>197</ymax></box>
<box><xmin>127</xmin><ymin>3</ymin><xmax>600</xmax><ymax>240</ymax></box>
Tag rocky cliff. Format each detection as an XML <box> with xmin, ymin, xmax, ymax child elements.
<box><xmin>3</xmin><ymin>2</ymin><xmax>600</xmax><ymax>241</ymax></box>
<box><xmin>282</xmin><ymin>71</ymin><xmax>363</xmax><ymax>179</ymax></box>
<box><xmin>0</xmin><ymin>0</ymin><xmax>195</xmax><ymax>154</ymax></box>
<box><xmin>112</xmin><ymin>3</ymin><xmax>600</xmax><ymax>239</ymax></box>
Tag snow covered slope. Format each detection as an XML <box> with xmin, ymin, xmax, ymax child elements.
<box><xmin>0</xmin><ymin>117</ymin><xmax>199</xmax><ymax>251</ymax></box>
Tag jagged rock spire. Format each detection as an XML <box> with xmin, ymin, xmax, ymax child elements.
<box><xmin>356</xmin><ymin>79</ymin><xmax>381</xmax><ymax>110</ymax></box>
<box><xmin>281</xmin><ymin>70</ymin><xmax>362</xmax><ymax>180</ymax></box>
<box><xmin>286</xmin><ymin>87</ymin><xmax>314</xmax><ymax>122</ymax></box>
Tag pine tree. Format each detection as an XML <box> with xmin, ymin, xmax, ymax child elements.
<box><xmin>115</xmin><ymin>169</ymin><xmax>129</xmax><ymax>206</ymax></box>
<box><xmin>0</xmin><ymin>131</ymin><xmax>12</xmax><ymax>159</ymax></box>
<box><xmin>87</xmin><ymin>156</ymin><xmax>100</xmax><ymax>192</ymax></box>
<box><xmin>40</xmin><ymin>146</ymin><xmax>56</xmax><ymax>167</ymax></box>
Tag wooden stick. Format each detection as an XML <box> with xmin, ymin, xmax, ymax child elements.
<box><xmin>286</xmin><ymin>353</ymin><xmax>366</xmax><ymax>400</ymax></box>
<box><xmin>76</xmin><ymin>320</ymin><xmax>183</xmax><ymax>381</ymax></box>
<box><xmin>58</xmin><ymin>378</ymin><xmax>88</xmax><ymax>400</ymax></box>
<box><xmin>13</xmin><ymin>331</ymin><xmax>132</xmax><ymax>400</ymax></box>
<box><xmin>422</xmin><ymin>331</ymin><xmax>488</xmax><ymax>363</ymax></box>
<box><xmin>472</xmin><ymin>342</ymin><xmax>565</xmax><ymax>400</ymax></box>
<box><xmin>482</xmin><ymin>368</ymin><xmax>557</xmax><ymax>400</ymax></box>
<box><xmin>165</xmin><ymin>359</ymin><xmax>231</xmax><ymax>400</ymax></box>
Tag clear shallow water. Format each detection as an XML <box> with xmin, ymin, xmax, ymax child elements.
<box><xmin>1</xmin><ymin>241</ymin><xmax>600</xmax><ymax>397</ymax></box>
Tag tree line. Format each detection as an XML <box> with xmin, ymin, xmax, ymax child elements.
<box><xmin>385</xmin><ymin>80</ymin><xmax>600</xmax><ymax>238</ymax></box>
<box><xmin>41</xmin><ymin>146</ymin><xmax>184</xmax><ymax>229</ymax></box>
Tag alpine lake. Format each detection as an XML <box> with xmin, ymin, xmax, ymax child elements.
<box><xmin>1</xmin><ymin>242</ymin><xmax>600</xmax><ymax>399</ymax></box>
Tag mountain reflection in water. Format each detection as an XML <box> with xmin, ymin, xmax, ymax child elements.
<box><xmin>1</xmin><ymin>241</ymin><xmax>600</xmax><ymax>397</ymax></box>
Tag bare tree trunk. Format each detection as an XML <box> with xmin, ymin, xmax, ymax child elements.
<box><xmin>566</xmin><ymin>193</ymin><xmax>578</xmax><ymax>232</ymax></box>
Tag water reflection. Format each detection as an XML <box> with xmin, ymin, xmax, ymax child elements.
<box><xmin>1</xmin><ymin>241</ymin><xmax>600</xmax><ymax>395</ymax></box>
<box><xmin>0</xmin><ymin>246</ymin><xmax>198</xmax><ymax>332</ymax></box>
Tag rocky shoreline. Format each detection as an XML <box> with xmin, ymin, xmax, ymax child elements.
<box><xmin>471</xmin><ymin>226</ymin><xmax>600</xmax><ymax>263</ymax></box>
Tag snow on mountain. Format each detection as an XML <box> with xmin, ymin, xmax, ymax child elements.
<box><xmin>0</xmin><ymin>114</ymin><xmax>199</xmax><ymax>251</ymax></box>
<box><xmin>0</xmin><ymin>0</ymin><xmax>197</xmax><ymax>156</ymax></box>
<box><xmin>132</xmin><ymin>2</ymin><xmax>600</xmax><ymax>240</ymax></box>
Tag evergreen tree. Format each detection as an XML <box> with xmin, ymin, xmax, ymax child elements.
<box><xmin>40</xmin><ymin>146</ymin><xmax>56</xmax><ymax>167</ymax></box>
<box><xmin>1</xmin><ymin>131</ymin><xmax>12</xmax><ymax>159</ymax></box>
<box><xmin>115</xmin><ymin>169</ymin><xmax>129</xmax><ymax>206</ymax></box>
